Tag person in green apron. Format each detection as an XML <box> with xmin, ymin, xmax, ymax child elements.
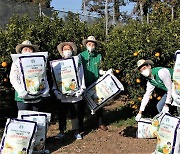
<box><xmin>79</xmin><ymin>36</ymin><xmax>108</xmax><ymax>131</ymax></box>
<box><xmin>135</xmin><ymin>59</ymin><xmax>173</xmax><ymax>121</ymax></box>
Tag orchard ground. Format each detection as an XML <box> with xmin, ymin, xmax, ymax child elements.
<box><xmin>0</xmin><ymin>96</ymin><xmax>157</xmax><ymax>154</ymax></box>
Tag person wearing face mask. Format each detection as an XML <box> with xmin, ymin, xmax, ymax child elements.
<box><xmin>171</xmin><ymin>50</ymin><xmax>180</xmax><ymax>115</ymax></box>
<box><xmin>79</xmin><ymin>36</ymin><xmax>108</xmax><ymax>131</ymax></box>
<box><xmin>135</xmin><ymin>59</ymin><xmax>173</xmax><ymax>121</ymax></box>
<box><xmin>9</xmin><ymin>40</ymin><xmax>49</xmax><ymax>111</ymax></box>
<box><xmin>52</xmin><ymin>42</ymin><xmax>85</xmax><ymax>140</ymax></box>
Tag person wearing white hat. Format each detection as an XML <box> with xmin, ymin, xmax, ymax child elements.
<box><xmin>135</xmin><ymin>59</ymin><xmax>173</xmax><ymax>121</ymax></box>
<box><xmin>171</xmin><ymin>50</ymin><xmax>180</xmax><ymax>115</ymax></box>
<box><xmin>52</xmin><ymin>42</ymin><xmax>85</xmax><ymax>140</ymax></box>
<box><xmin>79</xmin><ymin>36</ymin><xmax>108</xmax><ymax>131</ymax></box>
<box><xmin>9</xmin><ymin>40</ymin><xmax>49</xmax><ymax>111</ymax></box>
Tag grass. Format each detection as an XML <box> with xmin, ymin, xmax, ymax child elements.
<box><xmin>112</xmin><ymin>117</ymin><xmax>136</xmax><ymax>127</ymax></box>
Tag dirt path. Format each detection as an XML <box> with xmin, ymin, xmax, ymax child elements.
<box><xmin>0</xmin><ymin>97</ymin><xmax>157</xmax><ymax>153</ymax></box>
<box><xmin>46</xmin><ymin>124</ymin><xmax>156</xmax><ymax>154</ymax></box>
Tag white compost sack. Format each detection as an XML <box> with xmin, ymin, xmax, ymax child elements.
<box><xmin>50</xmin><ymin>56</ymin><xmax>81</xmax><ymax>95</ymax></box>
<box><xmin>0</xmin><ymin>118</ymin><xmax>37</xmax><ymax>154</ymax></box>
<box><xmin>84</xmin><ymin>70</ymin><xmax>124</xmax><ymax>114</ymax></box>
<box><xmin>11</xmin><ymin>52</ymin><xmax>49</xmax><ymax>97</ymax></box>
<box><xmin>172</xmin><ymin>53</ymin><xmax>180</xmax><ymax>107</ymax></box>
<box><xmin>154</xmin><ymin>113</ymin><xmax>180</xmax><ymax>154</ymax></box>
<box><xmin>18</xmin><ymin>110</ymin><xmax>51</xmax><ymax>152</ymax></box>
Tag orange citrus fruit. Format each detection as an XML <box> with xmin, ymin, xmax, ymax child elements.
<box><xmin>157</xmin><ymin>96</ymin><xmax>161</xmax><ymax>101</ymax></box>
<box><xmin>115</xmin><ymin>70</ymin><xmax>120</xmax><ymax>74</ymax></box>
<box><xmin>2</xmin><ymin>61</ymin><xmax>7</xmax><ymax>67</ymax></box>
<box><xmin>136</xmin><ymin>78</ymin><xmax>141</xmax><ymax>83</ymax></box>
<box><xmin>155</xmin><ymin>52</ymin><xmax>160</xmax><ymax>57</ymax></box>
<box><xmin>130</xmin><ymin>101</ymin><xmax>135</xmax><ymax>105</ymax></box>
<box><xmin>133</xmin><ymin>52</ymin><xmax>138</xmax><ymax>56</ymax></box>
<box><xmin>3</xmin><ymin>78</ymin><xmax>8</xmax><ymax>82</ymax></box>
<box><xmin>138</xmin><ymin>97</ymin><xmax>142</xmax><ymax>101</ymax></box>
<box><xmin>132</xmin><ymin>105</ymin><xmax>138</xmax><ymax>109</ymax></box>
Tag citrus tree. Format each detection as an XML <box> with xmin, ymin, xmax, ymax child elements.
<box><xmin>101</xmin><ymin>4</ymin><xmax>180</xmax><ymax>115</ymax></box>
<box><xmin>0</xmin><ymin>3</ymin><xmax>179</xmax><ymax>118</ymax></box>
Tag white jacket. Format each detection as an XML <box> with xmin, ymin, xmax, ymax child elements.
<box><xmin>10</xmin><ymin>58</ymin><xmax>49</xmax><ymax>103</ymax></box>
<box><xmin>52</xmin><ymin>55</ymin><xmax>86</xmax><ymax>103</ymax></box>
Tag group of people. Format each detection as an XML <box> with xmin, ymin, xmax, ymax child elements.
<box><xmin>135</xmin><ymin>52</ymin><xmax>180</xmax><ymax>121</ymax></box>
<box><xmin>9</xmin><ymin>35</ymin><xmax>180</xmax><ymax>141</ymax></box>
<box><xmin>9</xmin><ymin>36</ymin><xmax>108</xmax><ymax>141</ymax></box>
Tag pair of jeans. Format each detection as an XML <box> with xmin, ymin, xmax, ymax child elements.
<box><xmin>156</xmin><ymin>93</ymin><xmax>167</xmax><ymax>112</ymax></box>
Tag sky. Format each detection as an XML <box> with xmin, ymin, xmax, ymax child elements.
<box><xmin>50</xmin><ymin>0</ymin><xmax>135</xmax><ymax>16</ymax></box>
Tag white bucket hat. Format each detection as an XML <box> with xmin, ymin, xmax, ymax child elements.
<box><xmin>57</xmin><ymin>42</ymin><xmax>77</xmax><ymax>57</ymax></box>
<box><xmin>16</xmin><ymin>40</ymin><xmax>39</xmax><ymax>53</ymax></box>
<box><xmin>137</xmin><ymin>59</ymin><xmax>154</xmax><ymax>70</ymax></box>
<box><xmin>82</xmin><ymin>36</ymin><xmax>100</xmax><ymax>46</ymax></box>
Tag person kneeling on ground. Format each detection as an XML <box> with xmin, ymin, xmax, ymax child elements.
<box><xmin>135</xmin><ymin>59</ymin><xmax>173</xmax><ymax>121</ymax></box>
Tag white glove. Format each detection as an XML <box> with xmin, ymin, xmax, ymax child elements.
<box><xmin>18</xmin><ymin>90</ymin><xmax>28</xmax><ymax>98</ymax></box>
<box><xmin>175</xmin><ymin>97</ymin><xmax>180</xmax><ymax>105</ymax></box>
<box><xmin>135</xmin><ymin>113</ymin><xmax>142</xmax><ymax>121</ymax></box>
<box><xmin>54</xmin><ymin>90</ymin><xmax>62</xmax><ymax>100</ymax></box>
<box><xmin>106</xmin><ymin>68</ymin><xmax>113</xmax><ymax>74</ymax></box>
<box><xmin>99</xmin><ymin>70</ymin><xmax>106</xmax><ymax>76</ymax></box>
<box><xmin>161</xmin><ymin>105</ymin><xmax>169</xmax><ymax>113</ymax></box>
<box><xmin>75</xmin><ymin>89</ymin><xmax>84</xmax><ymax>97</ymax></box>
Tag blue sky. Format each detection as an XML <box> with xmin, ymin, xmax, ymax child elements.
<box><xmin>51</xmin><ymin>0</ymin><xmax>135</xmax><ymax>15</ymax></box>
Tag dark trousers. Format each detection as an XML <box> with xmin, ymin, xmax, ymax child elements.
<box><xmin>17</xmin><ymin>101</ymin><xmax>41</xmax><ymax>111</ymax></box>
<box><xmin>78</xmin><ymin>100</ymin><xmax>104</xmax><ymax>132</ymax></box>
<box><xmin>58</xmin><ymin>102</ymin><xmax>80</xmax><ymax>133</ymax></box>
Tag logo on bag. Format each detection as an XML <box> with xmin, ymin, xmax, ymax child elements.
<box><xmin>31</xmin><ymin>59</ymin><xmax>35</xmax><ymax>63</ymax></box>
<box><xmin>19</xmin><ymin>125</ymin><xmax>24</xmax><ymax>129</ymax></box>
<box><xmin>166</xmin><ymin>117</ymin><xmax>169</xmax><ymax>122</ymax></box>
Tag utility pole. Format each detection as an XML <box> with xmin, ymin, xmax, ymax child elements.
<box><xmin>139</xmin><ymin>1</ymin><xmax>143</xmax><ymax>23</ymax></box>
<box><xmin>83</xmin><ymin>0</ymin><xmax>86</xmax><ymax>21</ymax></box>
<box><xmin>39</xmin><ymin>3</ymin><xmax>42</xmax><ymax>17</ymax></box>
<box><xmin>171</xmin><ymin>6</ymin><xmax>174</xmax><ymax>21</ymax></box>
<box><xmin>112</xmin><ymin>0</ymin><xmax>116</xmax><ymax>25</ymax></box>
<box><xmin>105</xmin><ymin>0</ymin><xmax>108</xmax><ymax>37</ymax></box>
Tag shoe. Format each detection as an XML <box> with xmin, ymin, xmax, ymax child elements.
<box><xmin>74</xmin><ymin>133</ymin><xmax>82</xmax><ymax>140</ymax></box>
<box><xmin>55</xmin><ymin>133</ymin><xmax>64</xmax><ymax>139</ymax></box>
<box><xmin>99</xmin><ymin>125</ymin><xmax>108</xmax><ymax>131</ymax></box>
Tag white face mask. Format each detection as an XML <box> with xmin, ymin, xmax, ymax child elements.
<box><xmin>141</xmin><ymin>68</ymin><xmax>150</xmax><ymax>77</ymax></box>
<box><xmin>87</xmin><ymin>46</ymin><xmax>95</xmax><ymax>52</ymax></box>
<box><xmin>63</xmin><ymin>50</ymin><xmax>72</xmax><ymax>58</ymax></box>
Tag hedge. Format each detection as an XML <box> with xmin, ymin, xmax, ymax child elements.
<box><xmin>0</xmin><ymin>2</ymin><xmax>179</xmax><ymax>118</ymax></box>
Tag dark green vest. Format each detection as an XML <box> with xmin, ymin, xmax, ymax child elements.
<box><xmin>148</xmin><ymin>67</ymin><xmax>173</xmax><ymax>91</ymax></box>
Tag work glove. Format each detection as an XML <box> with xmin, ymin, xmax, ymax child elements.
<box><xmin>99</xmin><ymin>69</ymin><xmax>106</xmax><ymax>76</ymax></box>
<box><xmin>161</xmin><ymin>105</ymin><xmax>169</xmax><ymax>113</ymax></box>
<box><xmin>135</xmin><ymin>113</ymin><xmax>142</xmax><ymax>121</ymax></box>
<box><xmin>18</xmin><ymin>90</ymin><xmax>28</xmax><ymax>99</ymax></box>
<box><xmin>54</xmin><ymin>90</ymin><xmax>62</xmax><ymax>100</ymax></box>
<box><xmin>174</xmin><ymin>97</ymin><xmax>180</xmax><ymax>105</ymax></box>
<box><xmin>74</xmin><ymin>89</ymin><xmax>84</xmax><ymax>97</ymax></box>
<box><xmin>106</xmin><ymin>68</ymin><xmax>113</xmax><ymax>74</ymax></box>
<box><xmin>99</xmin><ymin>69</ymin><xmax>113</xmax><ymax>76</ymax></box>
